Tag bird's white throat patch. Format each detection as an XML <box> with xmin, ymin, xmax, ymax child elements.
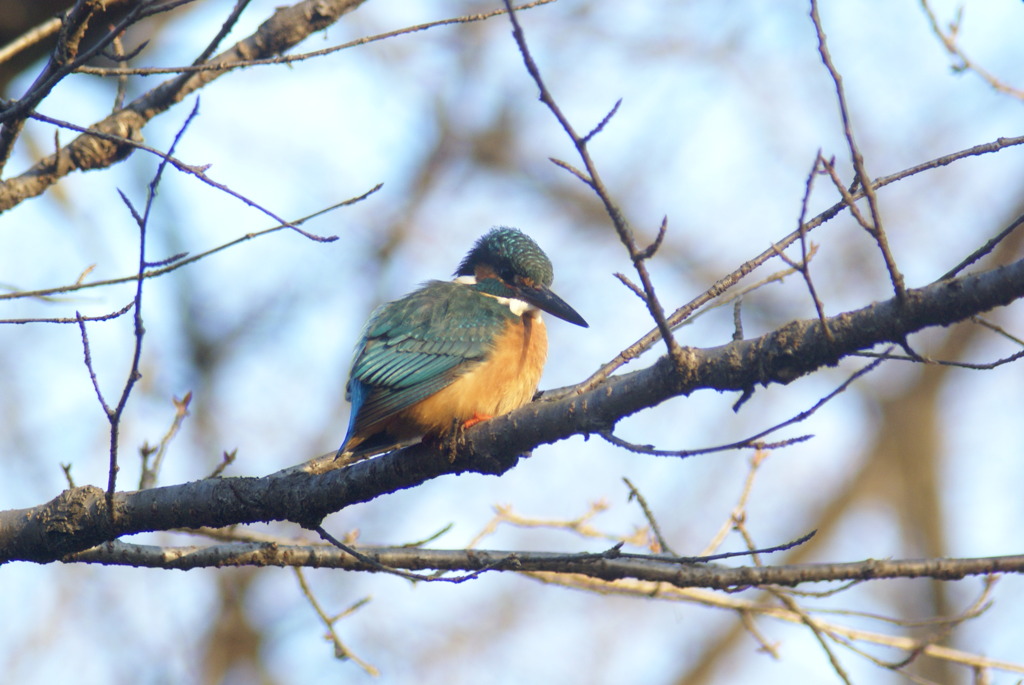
<box><xmin>453</xmin><ymin>275</ymin><xmax>533</xmax><ymax>316</ymax></box>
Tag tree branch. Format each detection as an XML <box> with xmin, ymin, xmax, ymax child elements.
<box><xmin>0</xmin><ymin>0</ymin><xmax>367</xmax><ymax>212</ymax></box>
<box><xmin>3</xmin><ymin>255</ymin><xmax>1023</xmax><ymax>564</ymax></box>
<box><xmin>65</xmin><ymin>540</ymin><xmax>1024</xmax><ymax>590</ymax></box>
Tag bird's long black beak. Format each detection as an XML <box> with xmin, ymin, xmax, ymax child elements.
<box><xmin>520</xmin><ymin>284</ymin><xmax>589</xmax><ymax>327</ymax></box>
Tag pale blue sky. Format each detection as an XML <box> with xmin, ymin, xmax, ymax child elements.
<box><xmin>2</xmin><ymin>1</ymin><xmax>1024</xmax><ymax>683</ymax></box>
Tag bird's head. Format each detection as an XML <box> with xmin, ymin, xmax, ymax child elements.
<box><xmin>455</xmin><ymin>227</ymin><xmax>588</xmax><ymax>327</ymax></box>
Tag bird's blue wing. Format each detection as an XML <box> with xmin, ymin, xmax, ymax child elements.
<box><xmin>344</xmin><ymin>280</ymin><xmax>515</xmax><ymax>439</ymax></box>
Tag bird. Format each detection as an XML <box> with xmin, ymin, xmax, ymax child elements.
<box><xmin>336</xmin><ymin>226</ymin><xmax>588</xmax><ymax>463</ymax></box>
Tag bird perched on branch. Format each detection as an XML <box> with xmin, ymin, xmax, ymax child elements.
<box><xmin>337</xmin><ymin>227</ymin><xmax>588</xmax><ymax>462</ymax></box>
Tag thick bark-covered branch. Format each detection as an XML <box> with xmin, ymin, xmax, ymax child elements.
<box><xmin>2</xmin><ymin>256</ymin><xmax>1023</xmax><ymax>564</ymax></box>
<box><xmin>0</xmin><ymin>0</ymin><xmax>366</xmax><ymax>212</ymax></box>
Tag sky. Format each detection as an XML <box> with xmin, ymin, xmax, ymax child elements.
<box><xmin>2</xmin><ymin>1</ymin><xmax>1024</xmax><ymax>683</ymax></box>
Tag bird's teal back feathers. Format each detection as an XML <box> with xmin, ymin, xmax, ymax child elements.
<box><xmin>345</xmin><ymin>280</ymin><xmax>518</xmax><ymax>435</ymax></box>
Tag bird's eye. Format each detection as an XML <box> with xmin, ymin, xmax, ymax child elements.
<box><xmin>500</xmin><ymin>268</ymin><xmax>516</xmax><ymax>283</ymax></box>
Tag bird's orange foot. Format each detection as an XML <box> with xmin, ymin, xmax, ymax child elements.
<box><xmin>461</xmin><ymin>413</ymin><xmax>493</xmax><ymax>430</ymax></box>
<box><xmin>437</xmin><ymin>414</ymin><xmax>493</xmax><ymax>462</ymax></box>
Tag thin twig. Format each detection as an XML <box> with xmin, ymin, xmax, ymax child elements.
<box><xmin>600</xmin><ymin>430</ymin><xmax>812</xmax><ymax>458</ymax></box>
<box><xmin>810</xmin><ymin>0</ymin><xmax>905</xmax><ymax>305</ymax></box>
<box><xmin>566</xmin><ymin>133</ymin><xmax>1024</xmax><ymax>397</ymax></box>
<box><xmin>314</xmin><ymin>525</ymin><xmax>518</xmax><ymax>584</ymax></box>
<box><xmin>294</xmin><ymin>567</ymin><xmax>379</xmax><ymax>675</ymax></box>
<box><xmin>972</xmin><ymin>316</ymin><xmax>1024</xmax><ymax>347</ymax></box>
<box><xmin>602</xmin><ymin>352</ymin><xmax>888</xmax><ymax>458</ymax></box>
<box><xmin>617</xmin><ymin>530</ymin><xmax>818</xmax><ymax>565</ymax></box>
<box><xmin>189</xmin><ymin>0</ymin><xmax>252</xmax><ymax>66</ymax></box>
<box><xmin>0</xmin><ymin>186</ymin><xmax>380</xmax><ymax>303</ymax></box>
<box><xmin>775</xmin><ymin>588</ymin><xmax>854</xmax><ymax>684</ymax></box>
<box><xmin>74</xmin><ymin>1</ymin><xmax>557</xmax><ymax>78</ymax></box>
<box><xmin>919</xmin><ymin>0</ymin><xmax>1024</xmax><ymax>100</ymax></box>
<box><xmin>529</xmin><ymin>572</ymin><xmax>1021</xmax><ymax>675</ymax></box>
<box><xmin>206</xmin><ymin>449</ymin><xmax>238</xmax><ymax>479</ymax></box>
<box><xmin>60</xmin><ymin>463</ymin><xmax>76</xmax><ymax>488</ymax></box>
<box><xmin>139</xmin><ymin>392</ymin><xmax>193</xmax><ymax>489</ymax></box>
<box><xmin>503</xmin><ymin>0</ymin><xmax>681</xmax><ymax>360</ymax></box>
<box><xmin>98</xmin><ymin>116</ymin><xmax>170</xmax><ymax>499</ymax></box>
<box><xmin>0</xmin><ymin>0</ymin><xmax>186</xmax><ymax>170</ymax></box>
<box><xmin>852</xmin><ymin>347</ymin><xmax>1024</xmax><ymax>371</ymax></box>
<box><xmin>701</xmin><ymin>451</ymin><xmax>770</xmax><ymax>556</ymax></box>
<box><xmin>792</xmin><ymin>153</ymin><xmax>834</xmax><ymax>345</ymax></box>
<box><xmin>622</xmin><ymin>478</ymin><xmax>676</xmax><ymax>555</ymax></box>
<box><xmin>75</xmin><ymin>312</ymin><xmax>111</xmax><ymax>416</ymax></box>
<box><xmin>0</xmin><ymin>301</ymin><xmax>134</xmax><ymax>325</ymax></box>
<box><xmin>108</xmin><ymin>29</ymin><xmax>129</xmax><ymax>112</ymax></box>
<box><xmin>466</xmin><ymin>501</ymin><xmax>620</xmax><ymax>550</ymax></box>
<box><xmin>734</xmin><ymin>504</ymin><xmax>853</xmax><ymax>681</ymax></box>
<box><xmin>0</xmin><ymin>0</ymin><xmax>364</xmax><ymax>211</ymax></box>
<box><xmin>0</xmin><ymin>17</ymin><xmax>62</xmax><ymax>66</ymax></box>
<box><xmin>939</xmin><ymin>211</ymin><xmax>1024</xmax><ymax>281</ymax></box>
<box><xmin>26</xmin><ymin>110</ymin><xmax>338</xmax><ymax>244</ymax></box>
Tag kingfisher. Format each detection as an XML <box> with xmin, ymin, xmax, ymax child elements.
<box><xmin>336</xmin><ymin>227</ymin><xmax>588</xmax><ymax>462</ymax></box>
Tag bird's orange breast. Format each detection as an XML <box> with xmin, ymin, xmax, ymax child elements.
<box><xmin>402</xmin><ymin>310</ymin><xmax>548</xmax><ymax>435</ymax></box>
